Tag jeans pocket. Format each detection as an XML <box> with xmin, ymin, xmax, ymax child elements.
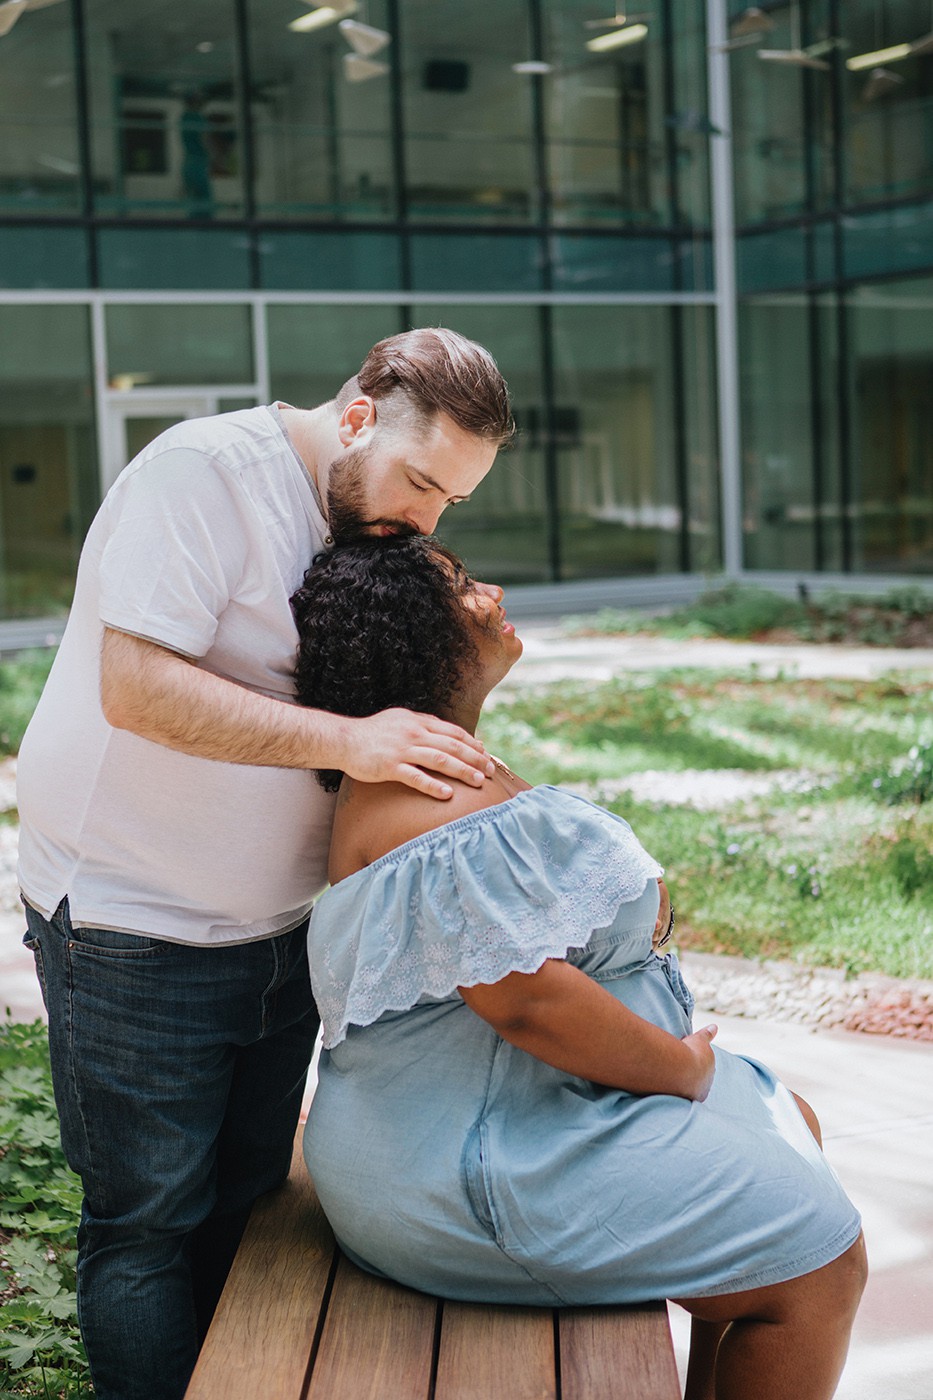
<box><xmin>67</xmin><ymin>926</ymin><xmax>172</xmax><ymax>959</ymax></box>
<box><xmin>21</xmin><ymin>929</ymin><xmax>49</xmax><ymax>1010</ymax></box>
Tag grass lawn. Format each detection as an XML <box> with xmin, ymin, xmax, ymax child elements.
<box><xmin>480</xmin><ymin>670</ymin><xmax>933</xmax><ymax>981</ymax></box>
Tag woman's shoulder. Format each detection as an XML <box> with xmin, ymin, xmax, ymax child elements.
<box><xmin>328</xmin><ymin>774</ymin><xmax>509</xmax><ymax>884</ymax></box>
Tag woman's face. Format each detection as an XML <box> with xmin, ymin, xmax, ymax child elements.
<box><xmin>457</xmin><ymin>573</ymin><xmax>524</xmax><ymax>690</ymax></box>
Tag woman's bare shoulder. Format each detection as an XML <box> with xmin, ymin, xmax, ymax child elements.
<box><xmin>328</xmin><ymin>774</ymin><xmax>502</xmax><ymax>884</ymax></box>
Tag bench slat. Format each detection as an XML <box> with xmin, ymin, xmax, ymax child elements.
<box><xmin>185</xmin><ymin>1140</ymin><xmax>334</xmax><ymax>1400</ymax></box>
<box><xmin>434</xmin><ymin>1302</ymin><xmax>557</xmax><ymax>1400</ymax></box>
<box><xmin>305</xmin><ymin>1254</ymin><xmax>438</xmax><ymax>1400</ymax></box>
<box><xmin>558</xmin><ymin>1304</ymin><xmax>681</xmax><ymax>1400</ymax></box>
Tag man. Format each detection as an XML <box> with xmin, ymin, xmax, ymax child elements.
<box><xmin>17</xmin><ymin>328</ymin><xmax>514</xmax><ymax>1400</ymax></box>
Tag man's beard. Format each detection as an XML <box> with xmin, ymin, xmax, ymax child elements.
<box><xmin>325</xmin><ymin>447</ymin><xmax>414</xmax><ymax>543</ymax></box>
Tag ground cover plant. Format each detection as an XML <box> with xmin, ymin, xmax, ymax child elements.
<box><xmin>567</xmin><ymin>582</ymin><xmax>933</xmax><ymax>648</ymax></box>
<box><xmin>0</xmin><ymin>1021</ymin><xmax>90</xmax><ymax>1399</ymax></box>
<box><xmin>0</xmin><ymin>654</ymin><xmax>56</xmax><ymax>760</ymax></box>
<box><xmin>481</xmin><ymin>670</ymin><xmax>933</xmax><ymax>980</ymax></box>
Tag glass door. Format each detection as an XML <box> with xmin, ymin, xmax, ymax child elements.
<box><xmin>106</xmin><ymin>395</ymin><xmax>213</xmax><ymax>490</ymax></box>
<box><xmin>105</xmin><ymin>392</ymin><xmax>260</xmax><ymax>492</ymax></box>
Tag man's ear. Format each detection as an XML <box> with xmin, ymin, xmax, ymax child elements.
<box><xmin>337</xmin><ymin>396</ymin><xmax>377</xmax><ymax>447</ymax></box>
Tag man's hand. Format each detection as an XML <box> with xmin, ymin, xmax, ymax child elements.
<box><xmin>338</xmin><ymin>709</ymin><xmax>495</xmax><ymax>799</ymax></box>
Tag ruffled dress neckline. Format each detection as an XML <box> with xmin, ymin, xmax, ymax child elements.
<box><xmin>309</xmin><ymin>786</ymin><xmax>663</xmax><ymax>1049</ymax></box>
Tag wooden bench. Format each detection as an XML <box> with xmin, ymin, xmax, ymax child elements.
<box><xmin>185</xmin><ymin>1136</ymin><xmax>682</xmax><ymax>1400</ymax></box>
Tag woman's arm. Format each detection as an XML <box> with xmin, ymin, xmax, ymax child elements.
<box><xmin>459</xmin><ymin>959</ymin><xmax>717</xmax><ymax>1101</ymax></box>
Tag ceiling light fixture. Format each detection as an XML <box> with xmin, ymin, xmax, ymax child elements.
<box><xmin>289</xmin><ymin>2</ymin><xmax>357</xmax><ymax>35</ymax></box>
<box><xmin>586</xmin><ymin>22</ymin><xmax>647</xmax><ymax>53</ymax></box>
<box><xmin>0</xmin><ymin>0</ymin><xmax>65</xmax><ymax>40</ymax></box>
<box><xmin>730</xmin><ymin>7</ymin><xmax>774</xmax><ymax>38</ymax></box>
<box><xmin>512</xmin><ymin>60</ymin><xmax>553</xmax><ymax>75</ymax></box>
<box><xmin>756</xmin><ymin>0</ymin><xmax>835</xmax><ymax>70</ymax></box>
<box><xmin>339</xmin><ymin>18</ymin><xmax>390</xmax><ymax>56</ymax></box>
<box><xmin>343</xmin><ymin>52</ymin><xmax>389</xmax><ymax>82</ymax></box>
<box><xmin>860</xmin><ymin>66</ymin><xmax>906</xmax><ymax>100</ymax></box>
<box><xmin>846</xmin><ymin>41</ymin><xmax>911</xmax><ymax>71</ymax></box>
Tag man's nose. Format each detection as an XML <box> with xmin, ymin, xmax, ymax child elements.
<box><xmin>409</xmin><ymin>506</ymin><xmax>442</xmax><ymax>535</ymax></box>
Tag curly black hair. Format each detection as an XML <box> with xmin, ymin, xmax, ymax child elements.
<box><xmin>290</xmin><ymin>535</ymin><xmax>479</xmax><ymax>791</ymax></box>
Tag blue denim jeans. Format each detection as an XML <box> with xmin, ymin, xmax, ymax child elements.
<box><xmin>23</xmin><ymin>899</ymin><xmax>318</xmax><ymax>1400</ymax></box>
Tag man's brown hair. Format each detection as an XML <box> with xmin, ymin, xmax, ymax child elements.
<box><xmin>336</xmin><ymin>328</ymin><xmax>515</xmax><ymax>448</ymax></box>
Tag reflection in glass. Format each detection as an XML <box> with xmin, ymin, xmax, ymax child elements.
<box><xmin>739</xmin><ymin>295</ymin><xmax>818</xmax><ymax>570</ymax></box>
<box><xmin>400</xmin><ymin>0</ymin><xmax>536</xmax><ymax>223</ymax></box>
<box><xmin>849</xmin><ymin>278</ymin><xmax>933</xmax><ymax>573</ymax></box>
<box><xmin>0</xmin><ymin>1</ymin><xmax>82</xmax><ymax>216</ymax></box>
<box><xmin>410</xmin><ymin>304</ymin><xmax>550</xmax><ymax>583</ymax></box>
<box><xmin>266</xmin><ymin>303</ymin><xmax>401</xmax><ymax>412</ymax></box>
<box><xmin>83</xmin><ymin>0</ymin><xmax>244</xmax><ymax>219</ymax></box>
<box><xmin>0</xmin><ymin>306</ymin><xmax>97</xmax><ymax>618</ymax></box>
<box><xmin>550</xmin><ymin>305</ymin><xmax>698</xmax><ymax>578</ymax></box>
<box><xmin>542</xmin><ymin>0</ymin><xmax>712</xmax><ymax>235</ymax></box>
<box><xmin>105</xmin><ymin>304</ymin><xmax>254</xmax><ymax>386</ymax></box>
<box><xmin>248</xmin><ymin>0</ymin><xmax>395</xmax><ymax>220</ymax></box>
<box><xmin>729</xmin><ymin>4</ymin><xmax>809</xmax><ymax>224</ymax></box>
<box><xmin>544</xmin><ymin>1</ymin><xmax>663</xmax><ymax>226</ymax></box>
<box><xmin>843</xmin><ymin>0</ymin><xmax>933</xmax><ymax>205</ymax></box>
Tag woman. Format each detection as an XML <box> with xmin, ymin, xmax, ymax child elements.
<box><xmin>291</xmin><ymin>536</ymin><xmax>866</xmax><ymax>1400</ymax></box>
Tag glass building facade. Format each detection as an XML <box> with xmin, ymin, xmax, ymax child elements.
<box><xmin>0</xmin><ymin>0</ymin><xmax>930</xmax><ymax>617</ymax></box>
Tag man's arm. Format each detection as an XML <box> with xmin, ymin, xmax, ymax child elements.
<box><xmin>100</xmin><ymin>629</ymin><xmax>494</xmax><ymax>798</ymax></box>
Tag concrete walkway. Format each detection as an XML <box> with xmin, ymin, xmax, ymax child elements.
<box><xmin>3</xmin><ymin>629</ymin><xmax>932</xmax><ymax>1398</ymax></box>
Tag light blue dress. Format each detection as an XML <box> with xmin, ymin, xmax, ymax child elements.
<box><xmin>304</xmin><ymin>787</ymin><xmax>861</xmax><ymax>1304</ymax></box>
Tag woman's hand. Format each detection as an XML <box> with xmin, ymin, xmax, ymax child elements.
<box><xmin>680</xmin><ymin>1024</ymin><xmax>718</xmax><ymax>1102</ymax></box>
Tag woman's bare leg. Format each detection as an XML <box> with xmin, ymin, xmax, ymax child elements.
<box><xmin>683</xmin><ymin>1089</ymin><xmax>829</xmax><ymax>1400</ymax></box>
<box><xmin>676</xmin><ymin>1232</ymin><xmax>867</xmax><ymax>1400</ymax></box>
<box><xmin>683</xmin><ymin>1318</ymin><xmax>728</xmax><ymax>1400</ymax></box>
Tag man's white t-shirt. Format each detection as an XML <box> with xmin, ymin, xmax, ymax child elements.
<box><xmin>16</xmin><ymin>406</ymin><xmax>338</xmax><ymax>945</ymax></box>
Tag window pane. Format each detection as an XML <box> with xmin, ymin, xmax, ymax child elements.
<box><xmin>543</xmin><ymin>1</ymin><xmax>669</xmax><ymax>228</ymax></box>
<box><xmin>0</xmin><ymin>226</ymin><xmax>90</xmax><ymax>291</ymax></box>
<box><xmin>843</xmin><ymin>0</ymin><xmax>933</xmax><ymax>206</ymax></box>
<box><xmin>670</xmin><ymin>0</ymin><xmax>712</xmax><ymax>229</ymax></box>
<box><xmin>0</xmin><ymin>306</ymin><xmax>97</xmax><ymax>618</ymax></box>
<box><xmin>400</xmin><ymin>1</ymin><xmax>537</xmax><ymax>223</ymax></box>
<box><xmin>729</xmin><ymin>4</ymin><xmax>808</xmax><ymax>224</ymax></box>
<box><xmin>84</xmin><ymin>0</ymin><xmax>244</xmax><ymax>219</ymax></box>
<box><xmin>258</xmin><ymin>231</ymin><xmax>402</xmax><ymax>291</ymax></box>
<box><xmin>97</xmin><ymin>227</ymin><xmax>252</xmax><ymax>290</ymax></box>
<box><xmin>0</xmin><ymin>1</ymin><xmax>82</xmax><ymax>217</ymax></box>
<box><xmin>849</xmin><ymin>278</ymin><xmax>933</xmax><ymax>574</ymax></box>
<box><xmin>409</xmin><ymin>304</ymin><xmax>549</xmax><ymax>583</ymax></box>
<box><xmin>409</xmin><ymin>233</ymin><xmax>543</xmax><ymax>292</ymax></box>
<box><xmin>550</xmin><ymin>306</ymin><xmax>686</xmax><ymax>578</ymax></box>
<box><xmin>681</xmin><ymin>304</ymin><xmax>721</xmax><ymax>572</ymax></box>
<box><xmin>739</xmin><ymin>296</ymin><xmax>817</xmax><ymax>570</ymax></box>
<box><xmin>737</xmin><ymin>226</ymin><xmax>808</xmax><ymax>294</ymax></box>
<box><xmin>266</xmin><ymin>304</ymin><xmax>402</xmax><ymax>411</ymax></box>
<box><xmin>105</xmin><ymin>304</ymin><xmax>254</xmax><ymax>386</ymax></box>
<box><xmin>247</xmin><ymin>0</ymin><xmax>395</xmax><ymax>221</ymax></box>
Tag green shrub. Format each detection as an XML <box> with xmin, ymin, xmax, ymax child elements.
<box><xmin>686</xmin><ymin>583</ymin><xmax>803</xmax><ymax>638</ymax></box>
<box><xmin>0</xmin><ymin>653</ymin><xmax>56</xmax><ymax>758</ymax></box>
<box><xmin>0</xmin><ymin>1020</ymin><xmax>90</xmax><ymax>1399</ymax></box>
<box><xmin>869</xmin><ymin>742</ymin><xmax>933</xmax><ymax>806</ymax></box>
